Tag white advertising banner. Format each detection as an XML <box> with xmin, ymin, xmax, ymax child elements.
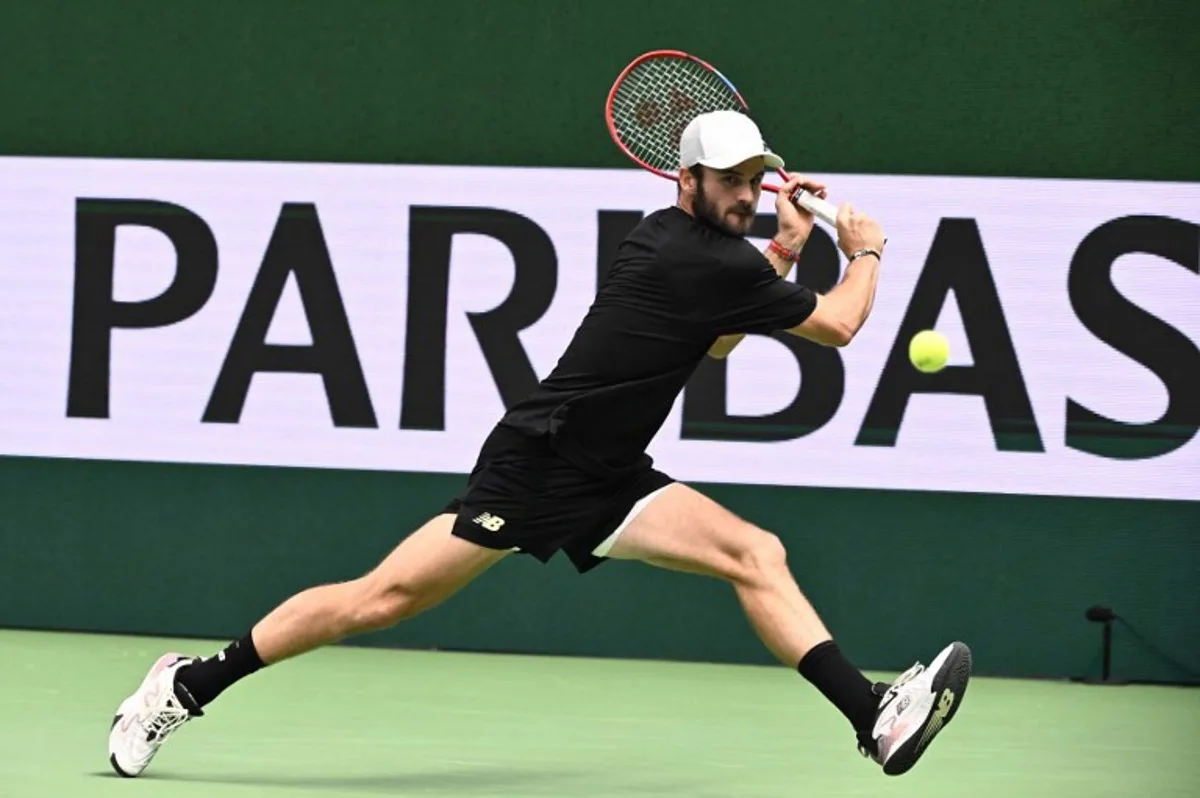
<box><xmin>0</xmin><ymin>156</ymin><xmax>1197</xmax><ymax>501</ymax></box>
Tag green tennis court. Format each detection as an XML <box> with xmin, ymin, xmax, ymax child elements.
<box><xmin>2</xmin><ymin>628</ymin><xmax>1195</xmax><ymax>797</ymax></box>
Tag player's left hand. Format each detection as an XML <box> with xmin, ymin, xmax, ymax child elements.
<box><xmin>774</xmin><ymin>173</ymin><xmax>828</xmax><ymax>250</ymax></box>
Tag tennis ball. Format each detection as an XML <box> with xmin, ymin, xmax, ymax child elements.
<box><xmin>909</xmin><ymin>330</ymin><xmax>950</xmax><ymax>373</ymax></box>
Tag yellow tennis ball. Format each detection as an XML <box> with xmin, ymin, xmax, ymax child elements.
<box><xmin>909</xmin><ymin>330</ymin><xmax>950</xmax><ymax>373</ymax></box>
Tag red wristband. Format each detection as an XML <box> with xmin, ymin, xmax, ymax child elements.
<box><xmin>768</xmin><ymin>238</ymin><xmax>801</xmax><ymax>262</ymax></box>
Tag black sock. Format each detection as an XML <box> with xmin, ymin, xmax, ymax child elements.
<box><xmin>175</xmin><ymin>632</ymin><xmax>266</xmax><ymax>708</ymax></box>
<box><xmin>797</xmin><ymin>640</ymin><xmax>880</xmax><ymax>738</ymax></box>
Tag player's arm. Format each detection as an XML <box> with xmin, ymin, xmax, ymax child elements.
<box><xmin>785</xmin><ymin>203</ymin><xmax>885</xmax><ymax>347</ymax></box>
<box><xmin>707</xmin><ymin>173</ymin><xmax>825</xmax><ymax>360</ymax></box>
<box><xmin>706</xmin><ymin>235</ymin><xmax>802</xmax><ymax>358</ymax></box>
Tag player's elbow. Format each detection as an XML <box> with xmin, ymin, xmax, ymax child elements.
<box><xmin>789</xmin><ymin>316</ymin><xmax>855</xmax><ymax>347</ymax></box>
<box><xmin>825</xmin><ymin>320</ymin><xmax>855</xmax><ymax>347</ymax></box>
<box><xmin>785</xmin><ymin>295</ymin><xmax>858</xmax><ymax>347</ymax></box>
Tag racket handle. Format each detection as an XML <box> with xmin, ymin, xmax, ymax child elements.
<box><xmin>790</xmin><ymin>188</ymin><xmax>839</xmax><ymax>226</ymax></box>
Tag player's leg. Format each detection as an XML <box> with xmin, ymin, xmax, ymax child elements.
<box><xmin>180</xmin><ymin>513</ymin><xmax>508</xmax><ymax>706</ymax></box>
<box><xmin>248</xmin><ymin>513</ymin><xmax>507</xmax><ymax>666</ymax></box>
<box><xmin>599</xmin><ymin>484</ymin><xmax>835</xmax><ymax>664</ymax></box>
<box><xmin>601</xmin><ymin>483</ymin><xmax>970</xmax><ymax>776</ymax></box>
<box><xmin>108</xmin><ymin>514</ymin><xmax>508</xmax><ymax>777</ymax></box>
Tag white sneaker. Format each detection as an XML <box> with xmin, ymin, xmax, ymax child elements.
<box><xmin>108</xmin><ymin>653</ymin><xmax>203</xmax><ymax>777</ymax></box>
<box><xmin>860</xmin><ymin>641</ymin><xmax>972</xmax><ymax>776</ymax></box>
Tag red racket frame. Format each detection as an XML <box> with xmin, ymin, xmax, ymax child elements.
<box><xmin>604</xmin><ymin>49</ymin><xmax>837</xmax><ymax>225</ymax></box>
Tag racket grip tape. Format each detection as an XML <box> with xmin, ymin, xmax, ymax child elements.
<box><xmin>790</xmin><ymin>189</ymin><xmax>839</xmax><ymax>226</ymax></box>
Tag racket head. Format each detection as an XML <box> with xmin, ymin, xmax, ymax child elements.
<box><xmin>605</xmin><ymin>50</ymin><xmax>758</xmax><ymax>181</ymax></box>
<box><xmin>605</xmin><ymin>50</ymin><xmax>835</xmax><ymax>223</ymax></box>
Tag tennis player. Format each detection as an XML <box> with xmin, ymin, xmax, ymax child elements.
<box><xmin>108</xmin><ymin>110</ymin><xmax>971</xmax><ymax>779</ymax></box>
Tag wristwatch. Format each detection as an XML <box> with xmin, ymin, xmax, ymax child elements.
<box><xmin>848</xmin><ymin>248</ymin><xmax>882</xmax><ymax>263</ymax></box>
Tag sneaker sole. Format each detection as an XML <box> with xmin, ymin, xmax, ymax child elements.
<box><xmin>110</xmin><ymin>753</ymin><xmax>136</xmax><ymax>778</ymax></box>
<box><xmin>107</xmin><ymin>652</ymin><xmax>192</xmax><ymax>778</ymax></box>
<box><xmin>883</xmin><ymin>641</ymin><xmax>972</xmax><ymax>776</ymax></box>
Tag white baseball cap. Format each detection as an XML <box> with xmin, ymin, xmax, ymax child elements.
<box><xmin>679</xmin><ymin>110</ymin><xmax>785</xmax><ymax>170</ymax></box>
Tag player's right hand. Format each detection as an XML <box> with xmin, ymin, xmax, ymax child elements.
<box><xmin>835</xmin><ymin>203</ymin><xmax>886</xmax><ymax>259</ymax></box>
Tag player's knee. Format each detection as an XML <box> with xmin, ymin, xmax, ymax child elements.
<box><xmin>347</xmin><ymin>579</ymin><xmax>423</xmax><ymax>633</ymax></box>
<box><xmin>735</xmin><ymin>528</ymin><xmax>789</xmax><ymax>585</ymax></box>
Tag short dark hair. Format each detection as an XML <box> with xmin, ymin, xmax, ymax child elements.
<box><xmin>677</xmin><ymin>164</ymin><xmax>705</xmax><ymax>197</ymax></box>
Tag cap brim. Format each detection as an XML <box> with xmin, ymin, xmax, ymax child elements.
<box><xmin>698</xmin><ymin>150</ymin><xmax>785</xmax><ymax>170</ymax></box>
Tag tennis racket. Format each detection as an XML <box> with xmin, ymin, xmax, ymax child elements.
<box><xmin>605</xmin><ymin>49</ymin><xmax>839</xmax><ymax>226</ymax></box>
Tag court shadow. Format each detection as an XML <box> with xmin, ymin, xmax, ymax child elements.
<box><xmin>122</xmin><ymin>765</ymin><xmax>599</xmax><ymax>795</ymax></box>
<box><xmin>90</xmin><ymin>764</ymin><xmax>714</xmax><ymax>796</ymax></box>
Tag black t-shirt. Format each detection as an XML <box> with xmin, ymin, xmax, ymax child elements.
<box><xmin>500</xmin><ymin>206</ymin><xmax>817</xmax><ymax>478</ymax></box>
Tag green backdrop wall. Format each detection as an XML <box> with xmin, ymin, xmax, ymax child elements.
<box><xmin>1</xmin><ymin>0</ymin><xmax>1197</xmax><ymax>683</ymax></box>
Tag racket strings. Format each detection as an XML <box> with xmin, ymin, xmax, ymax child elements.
<box><xmin>610</xmin><ymin>57</ymin><xmax>744</xmax><ymax>173</ymax></box>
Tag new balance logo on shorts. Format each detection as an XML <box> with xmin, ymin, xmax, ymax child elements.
<box><xmin>472</xmin><ymin>512</ymin><xmax>506</xmax><ymax>532</ymax></box>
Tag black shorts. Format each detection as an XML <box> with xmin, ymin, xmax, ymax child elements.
<box><xmin>444</xmin><ymin>424</ymin><xmax>674</xmax><ymax>573</ymax></box>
